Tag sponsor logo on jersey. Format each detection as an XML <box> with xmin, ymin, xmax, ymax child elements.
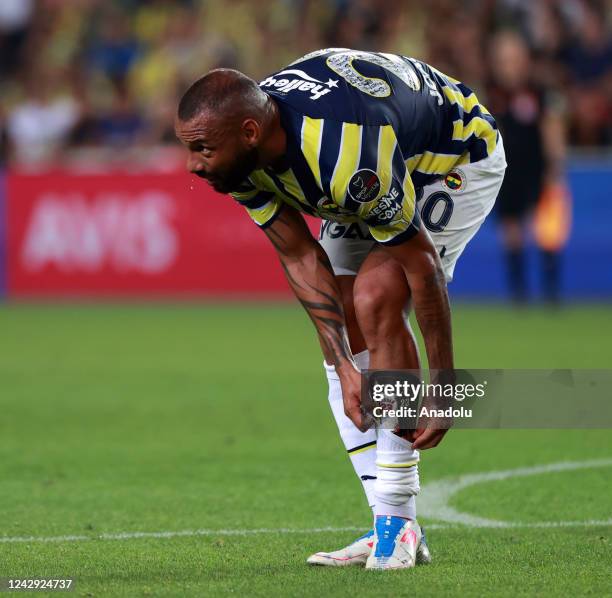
<box><xmin>367</xmin><ymin>187</ymin><xmax>402</xmax><ymax>224</ymax></box>
<box><xmin>259</xmin><ymin>69</ymin><xmax>339</xmax><ymax>101</ymax></box>
<box><xmin>348</xmin><ymin>169</ymin><xmax>381</xmax><ymax>203</ymax></box>
<box><xmin>443</xmin><ymin>169</ymin><xmax>466</xmax><ymax>192</ymax></box>
<box><xmin>320</xmin><ymin>220</ymin><xmax>372</xmax><ymax>240</ymax></box>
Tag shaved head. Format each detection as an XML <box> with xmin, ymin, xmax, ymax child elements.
<box><xmin>175</xmin><ymin>69</ymin><xmax>285</xmax><ymax>195</ymax></box>
<box><xmin>177</xmin><ymin>69</ymin><xmax>269</xmax><ymax>125</ymax></box>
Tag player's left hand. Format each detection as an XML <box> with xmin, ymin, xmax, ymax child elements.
<box><xmin>409</xmin><ymin>427</ymin><xmax>448</xmax><ymax>450</ymax></box>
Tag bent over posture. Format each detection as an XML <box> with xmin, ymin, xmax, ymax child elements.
<box><xmin>176</xmin><ymin>49</ymin><xmax>506</xmax><ymax>570</ymax></box>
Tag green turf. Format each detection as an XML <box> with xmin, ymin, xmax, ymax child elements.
<box><xmin>1</xmin><ymin>303</ymin><xmax>611</xmax><ymax>596</ymax></box>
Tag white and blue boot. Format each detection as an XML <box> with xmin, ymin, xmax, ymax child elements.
<box><xmin>365</xmin><ymin>516</ymin><xmax>422</xmax><ymax>570</ymax></box>
<box><xmin>307</xmin><ymin>523</ymin><xmax>431</xmax><ymax>567</ymax></box>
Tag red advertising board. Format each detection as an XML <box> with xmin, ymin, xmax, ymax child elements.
<box><xmin>6</xmin><ymin>172</ymin><xmax>319</xmax><ymax>297</ymax></box>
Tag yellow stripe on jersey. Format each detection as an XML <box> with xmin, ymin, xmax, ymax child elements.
<box><xmin>330</xmin><ymin>123</ymin><xmax>362</xmax><ymax>206</ymax></box>
<box><xmin>275</xmin><ymin>169</ymin><xmax>306</xmax><ymax>205</ymax></box>
<box><xmin>376</xmin><ymin>125</ymin><xmax>397</xmax><ymax>197</ymax></box>
<box><xmin>300</xmin><ymin>117</ymin><xmax>324</xmax><ymax>190</ymax></box>
<box><xmin>452</xmin><ymin>117</ymin><xmax>497</xmax><ymax>156</ymax></box>
<box><xmin>230</xmin><ymin>185</ymin><xmax>259</xmax><ymax>204</ymax></box>
<box><xmin>442</xmin><ymin>86</ymin><xmax>483</xmax><ymax>114</ymax></box>
<box><xmin>408</xmin><ymin>151</ymin><xmax>469</xmax><ymax>176</ymax></box>
<box><xmin>249</xmin><ymin>169</ymin><xmax>304</xmax><ymax>212</ymax></box>
<box><xmin>244</xmin><ymin>195</ymin><xmax>282</xmax><ymax>227</ymax></box>
<box><xmin>401</xmin><ymin>168</ymin><xmax>417</xmax><ymax>222</ymax></box>
<box><xmin>365</xmin><ymin>161</ymin><xmax>417</xmax><ymax>245</ymax></box>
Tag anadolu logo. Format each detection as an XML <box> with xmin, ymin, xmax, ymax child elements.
<box><xmin>444</xmin><ymin>169</ymin><xmax>466</xmax><ymax>192</ymax></box>
<box><xmin>260</xmin><ymin>69</ymin><xmax>339</xmax><ymax>101</ymax></box>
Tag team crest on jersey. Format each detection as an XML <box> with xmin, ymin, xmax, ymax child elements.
<box><xmin>348</xmin><ymin>169</ymin><xmax>381</xmax><ymax>203</ymax></box>
<box><xmin>443</xmin><ymin>169</ymin><xmax>466</xmax><ymax>192</ymax></box>
<box><xmin>317</xmin><ymin>196</ymin><xmax>354</xmax><ymax>219</ymax></box>
<box><xmin>259</xmin><ymin>69</ymin><xmax>339</xmax><ymax>101</ymax></box>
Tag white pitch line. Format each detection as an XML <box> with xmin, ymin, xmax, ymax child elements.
<box><xmin>419</xmin><ymin>457</ymin><xmax>612</xmax><ymax>528</ymax></box>
<box><xmin>2</xmin><ymin>520</ymin><xmax>612</xmax><ymax>545</ymax></box>
<box><xmin>0</xmin><ymin>527</ymin><xmax>367</xmax><ymax>544</ymax></box>
<box><xmin>2</xmin><ymin>458</ymin><xmax>612</xmax><ymax>545</ymax></box>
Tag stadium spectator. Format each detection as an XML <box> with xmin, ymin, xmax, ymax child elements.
<box><xmin>0</xmin><ymin>0</ymin><xmax>610</xmax><ymax>168</ymax></box>
<box><xmin>560</xmin><ymin>1</ymin><xmax>612</xmax><ymax>145</ymax></box>
<box><xmin>86</xmin><ymin>7</ymin><xmax>141</xmax><ymax>84</ymax></box>
<box><xmin>0</xmin><ymin>0</ymin><xmax>34</xmax><ymax>77</ymax></box>
<box><xmin>6</xmin><ymin>68</ymin><xmax>81</xmax><ymax>168</ymax></box>
<box><xmin>97</xmin><ymin>83</ymin><xmax>147</xmax><ymax>147</ymax></box>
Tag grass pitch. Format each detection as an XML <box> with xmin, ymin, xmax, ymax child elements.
<box><xmin>1</xmin><ymin>303</ymin><xmax>611</xmax><ymax>596</ymax></box>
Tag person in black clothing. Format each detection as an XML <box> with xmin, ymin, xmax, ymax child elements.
<box><xmin>487</xmin><ymin>30</ymin><xmax>567</xmax><ymax>304</ymax></box>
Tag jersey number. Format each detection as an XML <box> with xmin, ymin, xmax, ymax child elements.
<box><xmin>421</xmin><ymin>192</ymin><xmax>454</xmax><ymax>233</ymax></box>
<box><xmin>325</xmin><ymin>51</ymin><xmax>420</xmax><ymax>97</ymax></box>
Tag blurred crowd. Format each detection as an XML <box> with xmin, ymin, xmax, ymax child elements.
<box><xmin>0</xmin><ymin>0</ymin><xmax>611</xmax><ymax>169</ymax></box>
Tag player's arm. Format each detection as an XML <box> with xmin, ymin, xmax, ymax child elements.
<box><xmin>262</xmin><ymin>205</ymin><xmax>367</xmax><ymax>430</ymax></box>
<box><xmin>382</xmin><ymin>231</ymin><xmax>453</xmax><ymax>371</ymax></box>
<box><xmin>231</xmin><ymin>183</ymin><xmax>366</xmax><ymax>430</ymax></box>
<box><xmin>336</xmin><ymin>126</ymin><xmax>454</xmax><ymax>372</ymax></box>
<box><xmin>369</xmin><ymin>216</ymin><xmax>453</xmax><ymax>450</ymax></box>
<box><xmin>334</xmin><ymin>125</ymin><xmax>453</xmax><ymax>447</ymax></box>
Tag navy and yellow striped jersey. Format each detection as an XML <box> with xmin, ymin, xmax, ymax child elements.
<box><xmin>231</xmin><ymin>48</ymin><xmax>498</xmax><ymax>245</ymax></box>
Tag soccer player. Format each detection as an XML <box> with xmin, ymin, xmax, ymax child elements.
<box><xmin>175</xmin><ymin>49</ymin><xmax>506</xmax><ymax>570</ymax></box>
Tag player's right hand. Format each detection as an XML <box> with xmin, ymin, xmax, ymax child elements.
<box><xmin>338</xmin><ymin>366</ymin><xmax>371</xmax><ymax>432</ymax></box>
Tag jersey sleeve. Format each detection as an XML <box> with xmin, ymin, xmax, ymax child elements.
<box><xmin>230</xmin><ymin>180</ymin><xmax>284</xmax><ymax>229</ymax></box>
<box><xmin>327</xmin><ymin>123</ymin><xmax>420</xmax><ymax>245</ymax></box>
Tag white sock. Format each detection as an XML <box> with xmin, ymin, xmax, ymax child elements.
<box><xmin>374</xmin><ymin>429</ymin><xmax>419</xmax><ymax>520</ymax></box>
<box><xmin>324</xmin><ymin>350</ymin><xmax>377</xmax><ymax>509</ymax></box>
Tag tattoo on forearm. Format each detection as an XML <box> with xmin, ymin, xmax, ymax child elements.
<box><xmin>281</xmin><ymin>253</ymin><xmax>351</xmax><ymax>365</ymax></box>
<box><xmin>265</xmin><ymin>213</ymin><xmax>353</xmax><ymax>367</ymax></box>
<box><xmin>415</xmin><ymin>264</ymin><xmax>453</xmax><ymax>368</ymax></box>
<box><xmin>292</xmin><ymin>275</ymin><xmax>352</xmax><ymax>365</ymax></box>
<box><xmin>280</xmin><ymin>260</ymin><xmax>304</xmax><ymax>291</ymax></box>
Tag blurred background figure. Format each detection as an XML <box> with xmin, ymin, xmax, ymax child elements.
<box><xmin>0</xmin><ymin>0</ymin><xmax>34</xmax><ymax>78</ymax></box>
<box><xmin>487</xmin><ymin>30</ymin><xmax>570</xmax><ymax>305</ymax></box>
<box><xmin>1</xmin><ymin>0</ymin><xmax>609</xmax><ymax>162</ymax></box>
<box><xmin>0</xmin><ymin>0</ymin><xmax>609</xmax><ymax>302</ymax></box>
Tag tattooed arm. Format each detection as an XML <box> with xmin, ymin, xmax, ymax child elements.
<box><xmin>382</xmin><ymin>229</ymin><xmax>454</xmax><ymax>449</ymax></box>
<box><xmin>263</xmin><ymin>205</ymin><xmax>367</xmax><ymax>430</ymax></box>
<box><xmin>383</xmin><ymin>228</ymin><xmax>453</xmax><ymax>371</ymax></box>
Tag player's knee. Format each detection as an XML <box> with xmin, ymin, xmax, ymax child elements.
<box><xmin>353</xmin><ymin>278</ymin><xmax>404</xmax><ymax>335</ymax></box>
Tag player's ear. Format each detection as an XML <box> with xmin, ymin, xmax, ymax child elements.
<box><xmin>241</xmin><ymin>118</ymin><xmax>260</xmax><ymax>146</ymax></box>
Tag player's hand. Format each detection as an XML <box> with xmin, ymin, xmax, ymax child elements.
<box><xmin>338</xmin><ymin>365</ymin><xmax>370</xmax><ymax>432</ymax></box>
<box><xmin>410</xmin><ymin>427</ymin><xmax>449</xmax><ymax>450</ymax></box>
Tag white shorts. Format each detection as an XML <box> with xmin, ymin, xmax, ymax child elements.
<box><xmin>319</xmin><ymin>134</ymin><xmax>507</xmax><ymax>282</ymax></box>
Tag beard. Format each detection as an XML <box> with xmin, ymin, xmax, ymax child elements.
<box><xmin>210</xmin><ymin>146</ymin><xmax>260</xmax><ymax>194</ymax></box>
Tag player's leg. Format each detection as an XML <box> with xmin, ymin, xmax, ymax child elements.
<box><xmin>308</xmin><ymin>222</ymin><xmax>431</xmax><ymax>567</ymax></box>
<box><xmin>351</xmin><ymin>250</ymin><xmax>423</xmax><ymax>569</ymax></box>
<box><xmin>317</xmin><ymin>221</ymin><xmax>378</xmax><ymax>511</ymax></box>
<box><xmin>318</xmin><ymin>221</ymin><xmax>422</xmax><ymax>510</ymax></box>
<box><xmin>354</xmin><ymin>136</ymin><xmax>507</xmax><ymax>569</ymax></box>
<box><xmin>352</xmin><ymin>248</ymin><xmax>418</xmax><ymax>370</ymax></box>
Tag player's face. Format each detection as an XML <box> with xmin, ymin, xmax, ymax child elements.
<box><xmin>175</xmin><ymin>114</ymin><xmax>259</xmax><ymax>194</ymax></box>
